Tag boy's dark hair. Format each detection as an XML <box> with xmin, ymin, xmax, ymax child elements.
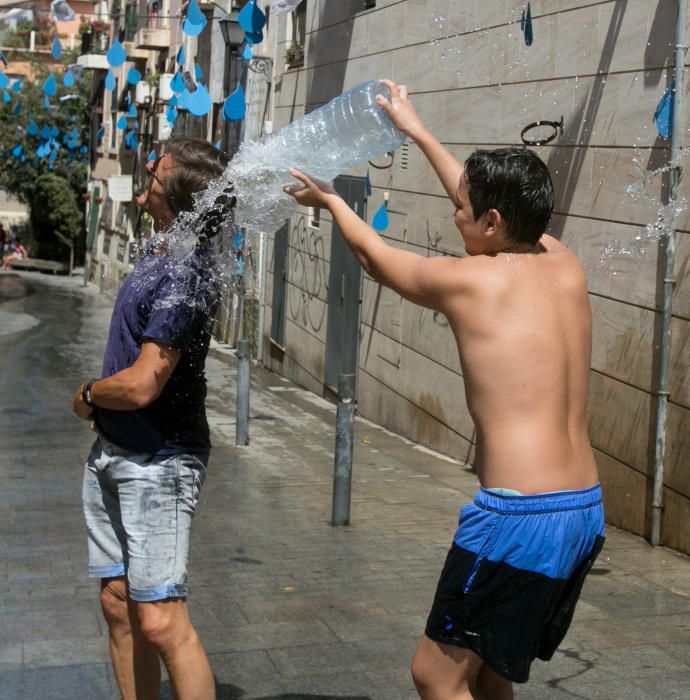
<box><xmin>463</xmin><ymin>148</ymin><xmax>554</xmax><ymax>244</ymax></box>
<box><xmin>162</xmin><ymin>137</ymin><xmax>236</xmax><ymax>237</ymax></box>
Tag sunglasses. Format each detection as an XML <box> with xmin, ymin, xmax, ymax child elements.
<box><xmin>146</xmin><ymin>154</ymin><xmax>178</xmax><ymax>212</ymax></box>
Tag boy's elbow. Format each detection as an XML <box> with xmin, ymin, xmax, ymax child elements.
<box><xmin>129</xmin><ymin>381</ymin><xmax>162</xmax><ymax>409</ymax></box>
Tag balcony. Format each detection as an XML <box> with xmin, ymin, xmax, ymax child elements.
<box><xmin>76</xmin><ymin>31</ymin><xmax>110</xmax><ymax>70</ymax></box>
<box><xmin>134</xmin><ymin>23</ymin><xmax>171</xmax><ymax>50</ymax></box>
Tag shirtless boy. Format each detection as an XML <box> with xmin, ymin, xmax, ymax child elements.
<box><xmin>284</xmin><ymin>80</ymin><xmax>605</xmax><ymax>699</ymax></box>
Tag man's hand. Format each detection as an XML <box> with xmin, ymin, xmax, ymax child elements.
<box><xmin>376</xmin><ymin>79</ymin><xmax>429</xmax><ymax>141</ymax></box>
<box><xmin>283</xmin><ymin>169</ymin><xmax>340</xmax><ymax>209</ymax></box>
<box><xmin>73</xmin><ymin>384</ymin><xmax>93</xmax><ymax>421</ymax></box>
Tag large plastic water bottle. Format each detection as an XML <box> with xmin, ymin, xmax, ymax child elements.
<box><xmin>275</xmin><ymin>80</ymin><xmax>406</xmax><ymax>180</ymax></box>
<box><xmin>225</xmin><ymin>80</ymin><xmax>406</xmax><ymax>231</ymax></box>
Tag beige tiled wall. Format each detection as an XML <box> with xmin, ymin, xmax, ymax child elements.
<box><xmin>263</xmin><ymin>1</ymin><xmax>690</xmax><ymax>553</ymax></box>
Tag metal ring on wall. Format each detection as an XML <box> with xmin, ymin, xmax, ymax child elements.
<box><xmin>368</xmin><ymin>151</ymin><xmax>395</xmax><ymax>169</ymax></box>
<box><xmin>520</xmin><ymin>116</ymin><xmax>564</xmax><ymax>146</ymax></box>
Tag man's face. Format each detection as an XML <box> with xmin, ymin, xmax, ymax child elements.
<box><xmin>136</xmin><ymin>153</ymin><xmax>178</xmax><ymax>227</ymax></box>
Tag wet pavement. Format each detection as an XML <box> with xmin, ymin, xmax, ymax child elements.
<box><xmin>1</xmin><ymin>270</ymin><xmax>689</xmax><ymax>699</ymax></box>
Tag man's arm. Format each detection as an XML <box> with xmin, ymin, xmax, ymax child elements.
<box><xmin>72</xmin><ymin>340</ymin><xmax>181</xmax><ymax>420</ymax></box>
<box><xmin>376</xmin><ymin>80</ymin><xmax>464</xmax><ymax>202</ymax></box>
<box><xmin>285</xmin><ymin>171</ymin><xmax>464</xmax><ymax>312</ymax></box>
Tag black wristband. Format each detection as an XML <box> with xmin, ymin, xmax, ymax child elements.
<box><xmin>82</xmin><ymin>378</ymin><xmax>98</xmax><ymax>408</ymax></box>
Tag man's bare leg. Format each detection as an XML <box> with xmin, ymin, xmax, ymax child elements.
<box><xmin>99</xmin><ymin>578</ymin><xmax>160</xmax><ymax>700</ymax></box>
<box><xmin>136</xmin><ymin>597</ymin><xmax>215</xmax><ymax>700</ymax></box>
<box><xmin>411</xmin><ymin>634</ymin><xmax>485</xmax><ymax>699</ymax></box>
<box><xmin>476</xmin><ymin>663</ymin><xmax>514</xmax><ymax>700</ymax></box>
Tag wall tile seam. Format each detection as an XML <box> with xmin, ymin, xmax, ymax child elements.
<box><xmin>590</xmin><ymin>365</ymin><xmax>690</xmax><ymax>412</ymax></box>
<box><xmin>588</xmin><ymin>290</ymin><xmax>664</xmax><ymax>315</ymax></box>
<box><xmin>283</xmin><ymin>315</ymin><xmax>326</xmax><ymax>345</ymax></box>
<box><xmin>593</xmin><ymin>445</ymin><xmax>689</xmax><ymax>499</ymax></box>
<box><xmin>359</xmin><ymin>325</ymin><xmax>462</xmax><ymax>379</ymax></box>
<box><xmin>304</xmin><ymin>0</ymin><xmax>407</xmax><ymax>35</ymax></box>
<box><xmin>589</xmin><ymin>367</ymin><xmax>690</xmax><ymax>411</ymax></box>
<box><xmin>357</xmin><ymin>365</ymin><xmax>476</xmax><ymax>445</ymax></box>
<box><xmin>284</xmin><ymin>237</ymin><xmax>459</xmax><ymax>261</ymax></box>
<box><xmin>304</xmin><ymin>0</ymin><xmax>618</xmax><ymax>42</ymax></box>
<box><xmin>551</xmin><ymin>209</ymin><xmax>680</xmax><ymax>229</ymax></box>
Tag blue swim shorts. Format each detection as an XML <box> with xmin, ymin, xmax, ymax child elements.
<box><xmin>82</xmin><ymin>437</ymin><xmax>208</xmax><ymax>602</ymax></box>
<box><xmin>425</xmin><ymin>484</ymin><xmax>605</xmax><ymax>683</ymax></box>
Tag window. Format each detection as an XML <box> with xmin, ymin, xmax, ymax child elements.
<box><xmin>307</xmin><ymin>206</ymin><xmax>320</xmax><ymax>229</ymax></box>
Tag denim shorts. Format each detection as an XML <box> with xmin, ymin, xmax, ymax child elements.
<box><xmin>82</xmin><ymin>437</ymin><xmax>208</xmax><ymax>602</ymax></box>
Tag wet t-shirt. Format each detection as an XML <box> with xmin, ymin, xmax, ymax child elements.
<box><xmin>94</xmin><ymin>245</ymin><xmax>220</xmax><ymax>454</ymax></box>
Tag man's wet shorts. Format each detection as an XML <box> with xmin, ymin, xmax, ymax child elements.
<box><xmin>82</xmin><ymin>437</ymin><xmax>207</xmax><ymax>602</ymax></box>
<box><xmin>425</xmin><ymin>484</ymin><xmax>605</xmax><ymax>683</ymax></box>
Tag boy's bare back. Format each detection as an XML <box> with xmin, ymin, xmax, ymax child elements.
<box><xmin>444</xmin><ymin>234</ymin><xmax>599</xmax><ymax>494</ymax></box>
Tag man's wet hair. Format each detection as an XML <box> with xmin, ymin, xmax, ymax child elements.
<box><xmin>463</xmin><ymin>148</ymin><xmax>554</xmax><ymax>245</ymax></box>
<box><xmin>163</xmin><ymin>137</ymin><xmax>236</xmax><ymax>237</ymax></box>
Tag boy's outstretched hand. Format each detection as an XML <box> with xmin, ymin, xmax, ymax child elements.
<box><xmin>284</xmin><ymin>169</ymin><xmax>340</xmax><ymax>209</ymax></box>
<box><xmin>376</xmin><ymin>79</ymin><xmax>428</xmax><ymax>141</ymax></box>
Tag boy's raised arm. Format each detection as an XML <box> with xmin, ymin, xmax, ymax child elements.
<box><xmin>377</xmin><ymin>80</ymin><xmax>464</xmax><ymax>202</ymax></box>
<box><xmin>284</xmin><ymin>171</ymin><xmax>464</xmax><ymax>313</ymax></box>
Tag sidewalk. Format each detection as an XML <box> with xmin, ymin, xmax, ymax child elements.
<box><xmin>1</xmin><ymin>271</ymin><xmax>689</xmax><ymax>699</ymax></box>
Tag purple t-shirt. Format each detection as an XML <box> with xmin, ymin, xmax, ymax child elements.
<box><xmin>94</xmin><ymin>245</ymin><xmax>220</xmax><ymax>453</ymax></box>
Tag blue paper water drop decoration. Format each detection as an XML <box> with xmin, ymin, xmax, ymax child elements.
<box><xmin>40</xmin><ymin>125</ymin><xmax>51</xmax><ymax>140</ymax></box>
<box><xmin>187</xmin><ymin>82</ymin><xmax>211</xmax><ymax>116</ymax></box>
<box><xmin>214</xmin><ymin>139</ymin><xmax>221</xmax><ymax>150</ymax></box>
<box><xmin>655</xmin><ymin>86</ymin><xmax>673</xmax><ymax>140</ymax></box>
<box><xmin>182</xmin><ymin>0</ymin><xmax>207</xmax><ymax>37</ymax></box>
<box><xmin>106</xmin><ymin>39</ymin><xmax>126</xmax><ymax>68</ymax></box>
<box><xmin>365</xmin><ymin>170</ymin><xmax>372</xmax><ymax>197</ymax></box>
<box><xmin>13</xmin><ymin>100</ymin><xmax>21</xmax><ymax>115</ymax></box>
<box><xmin>195</xmin><ymin>64</ymin><xmax>203</xmax><ymax>81</ymax></box>
<box><xmin>148</xmin><ymin>149</ymin><xmax>156</xmax><ymax>162</ymax></box>
<box><xmin>11</xmin><ymin>79</ymin><xmax>21</xmax><ymax>93</ymax></box>
<box><xmin>63</xmin><ymin>69</ymin><xmax>75</xmax><ymax>88</ymax></box>
<box><xmin>372</xmin><ymin>202</ymin><xmax>389</xmax><ymax>232</ymax></box>
<box><xmin>0</xmin><ymin>72</ymin><xmax>8</xmax><ymax>90</ymax></box>
<box><xmin>11</xmin><ymin>143</ymin><xmax>23</xmax><ymax>158</ymax></box>
<box><xmin>43</xmin><ymin>73</ymin><xmax>57</xmax><ymax>97</ymax></box>
<box><xmin>177</xmin><ymin>46</ymin><xmax>185</xmax><ymax>65</ymax></box>
<box><xmin>105</xmin><ymin>69</ymin><xmax>116</xmax><ymax>91</ymax></box>
<box><xmin>166</xmin><ymin>104</ymin><xmax>177</xmax><ymax>126</ymax></box>
<box><xmin>223</xmin><ymin>84</ymin><xmax>246</xmax><ymax>121</ymax></box>
<box><xmin>169</xmin><ymin>94</ymin><xmax>178</xmax><ymax>107</ymax></box>
<box><xmin>242</xmin><ymin>44</ymin><xmax>253</xmax><ymax>61</ymax></box>
<box><xmin>51</xmin><ymin>35</ymin><xmax>62</xmax><ymax>60</ymax></box>
<box><xmin>170</xmin><ymin>71</ymin><xmax>184</xmax><ymax>93</ymax></box>
<box><xmin>127</xmin><ymin>67</ymin><xmax>141</xmax><ymax>85</ymax></box>
<box><xmin>2</xmin><ymin>90</ymin><xmax>9</xmax><ymax>103</ymax></box>
<box><xmin>27</xmin><ymin>120</ymin><xmax>38</xmax><ymax>136</ymax></box>
<box><xmin>96</xmin><ymin>125</ymin><xmax>105</xmax><ymax>142</ymax></box>
<box><xmin>524</xmin><ymin>3</ymin><xmax>533</xmax><ymax>46</ymax></box>
<box><xmin>43</xmin><ymin>97</ymin><xmax>50</xmax><ymax>108</ymax></box>
<box><xmin>239</xmin><ymin>0</ymin><xmax>266</xmax><ymax>33</ymax></box>
<box><xmin>117</xmin><ymin>114</ymin><xmax>128</xmax><ymax>130</ymax></box>
<box><xmin>128</xmin><ymin>101</ymin><xmax>137</xmax><ymax>117</ymax></box>
<box><xmin>244</xmin><ymin>30</ymin><xmax>263</xmax><ymax>45</ymax></box>
<box><xmin>51</xmin><ymin>126</ymin><xmax>59</xmax><ymax>137</ymax></box>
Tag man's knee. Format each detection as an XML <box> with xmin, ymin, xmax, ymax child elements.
<box><xmin>99</xmin><ymin>577</ymin><xmax>129</xmax><ymax>628</ymax></box>
<box><xmin>136</xmin><ymin>599</ymin><xmax>196</xmax><ymax>653</ymax></box>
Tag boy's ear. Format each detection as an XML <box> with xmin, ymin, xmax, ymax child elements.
<box><xmin>484</xmin><ymin>208</ymin><xmax>503</xmax><ymax>237</ymax></box>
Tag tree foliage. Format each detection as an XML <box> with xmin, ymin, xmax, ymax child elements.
<box><xmin>0</xmin><ymin>52</ymin><xmax>91</xmax><ymax>207</ymax></box>
<box><xmin>30</xmin><ymin>174</ymin><xmax>83</xmax><ymax>259</ymax></box>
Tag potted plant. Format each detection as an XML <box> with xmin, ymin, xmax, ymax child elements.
<box><xmin>285</xmin><ymin>42</ymin><xmax>304</xmax><ymax>68</ymax></box>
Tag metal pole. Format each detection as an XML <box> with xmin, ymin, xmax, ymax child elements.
<box><xmin>256</xmin><ymin>230</ymin><xmax>267</xmax><ymax>364</ymax></box>
<box><xmin>99</xmin><ymin>262</ymin><xmax>105</xmax><ymax>294</ymax></box>
<box><xmin>652</xmin><ymin>0</ymin><xmax>686</xmax><ymax>546</ymax></box>
<box><xmin>235</xmin><ymin>339</ymin><xmax>250</xmax><ymax>446</ymax></box>
<box><xmin>332</xmin><ymin>373</ymin><xmax>356</xmax><ymax>526</ymax></box>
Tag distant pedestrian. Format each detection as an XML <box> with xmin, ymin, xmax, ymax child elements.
<box><xmin>0</xmin><ymin>222</ymin><xmax>6</xmax><ymax>254</ymax></box>
<box><xmin>73</xmin><ymin>137</ymin><xmax>234</xmax><ymax>700</ymax></box>
<box><xmin>2</xmin><ymin>237</ymin><xmax>27</xmax><ymax>269</ymax></box>
<box><xmin>285</xmin><ymin>80</ymin><xmax>605</xmax><ymax>700</ymax></box>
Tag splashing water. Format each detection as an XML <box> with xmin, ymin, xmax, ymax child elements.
<box><xmin>599</xmin><ymin>147</ymin><xmax>690</xmax><ymax>265</ymax></box>
<box><xmin>138</xmin><ymin>81</ymin><xmax>405</xmax><ymax>313</ymax></box>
